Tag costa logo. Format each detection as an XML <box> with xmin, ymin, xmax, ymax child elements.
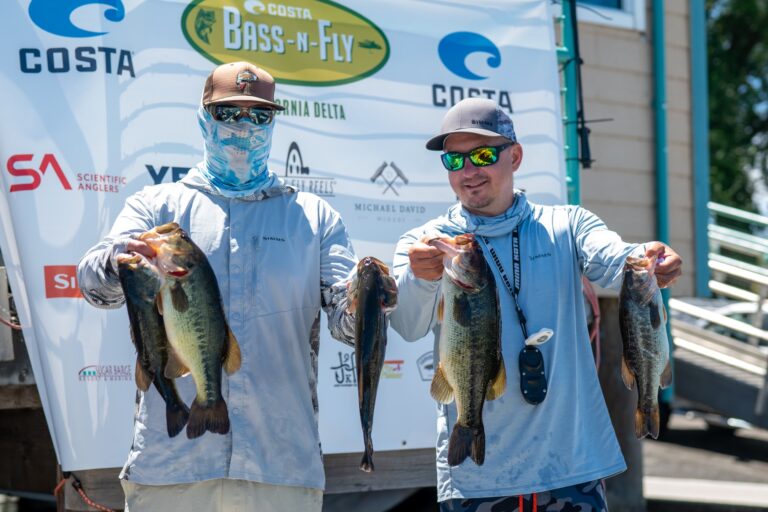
<box><xmin>432</xmin><ymin>32</ymin><xmax>513</xmax><ymax>113</ymax></box>
<box><xmin>6</xmin><ymin>154</ymin><xmax>72</xmax><ymax>192</ymax></box>
<box><xmin>22</xmin><ymin>0</ymin><xmax>135</xmax><ymax>77</ymax></box>
<box><xmin>44</xmin><ymin>266</ymin><xmax>82</xmax><ymax>299</ymax></box>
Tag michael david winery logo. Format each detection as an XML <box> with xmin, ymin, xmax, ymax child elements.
<box><xmin>22</xmin><ymin>0</ymin><xmax>135</xmax><ymax>77</ymax></box>
<box><xmin>433</xmin><ymin>31</ymin><xmax>512</xmax><ymax>114</ymax></box>
<box><xmin>182</xmin><ymin>0</ymin><xmax>389</xmax><ymax>86</ymax></box>
<box><xmin>78</xmin><ymin>364</ymin><xmax>132</xmax><ymax>382</ymax></box>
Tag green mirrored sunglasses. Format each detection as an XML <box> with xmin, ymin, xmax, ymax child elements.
<box><xmin>441</xmin><ymin>143</ymin><xmax>513</xmax><ymax>172</ymax></box>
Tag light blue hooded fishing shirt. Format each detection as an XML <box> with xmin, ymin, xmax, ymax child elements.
<box><xmin>77</xmin><ymin>167</ymin><xmax>357</xmax><ymax>489</ymax></box>
<box><xmin>390</xmin><ymin>191</ymin><xmax>643</xmax><ymax>501</ymax></box>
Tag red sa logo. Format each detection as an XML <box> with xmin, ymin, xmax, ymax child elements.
<box><xmin>44</xmin><ymin>266</ymin><xmax>82</xmax><ymax>299</ymax></box>
<box><xmin>6</xmin><ymin>154</ymin><xmax>73</xmax><ymax>192</ymax></box>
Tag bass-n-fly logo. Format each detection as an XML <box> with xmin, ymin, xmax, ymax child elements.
<box><xmin>181</xmin><ymin>0</ymin><xmax>390</xmax><ymax>86</ymax></box>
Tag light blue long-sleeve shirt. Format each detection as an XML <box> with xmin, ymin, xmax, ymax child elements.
<box><xmin>390</xmin><ymin>191</ymin><xmax>643</xmax><ymax>502</ymax></box>
<box><xmin>77</xmin><ymin>167</ymin><xmax>356</xmax><ymax>489</ymax></box>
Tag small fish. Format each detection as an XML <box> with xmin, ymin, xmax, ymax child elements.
<box><xmin>140</xmin><ymin>222</ymin><xmax>242</xmax><ymax>439</ymax></box>
<box><xmin>619</xmin><ymin>255</ymin><xmax>672</xmax><ymax>439</ymax></box>
<box><xmin>116</xmin><ymin>253</ymin><xmax>189</xmax><ymax>438</ymax></box>
<box><xmin>348</xmin><ymin>256</ymin><xmax>398</xmax><ymax>472</ymax></box>
<box><xmin>428</xmin><ymin>234</ymin><xmax>506</xmax><ymax>466</ymax></box>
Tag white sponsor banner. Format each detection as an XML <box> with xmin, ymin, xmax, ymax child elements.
<box><xmin>0</xmin><ymin>0</ymin><xmax>563</xmax><ymax>470</ymax></box>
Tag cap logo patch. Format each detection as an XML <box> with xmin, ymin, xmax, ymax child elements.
<box><xmin>471</xmin><ymin>119</ymin><xmax>493</xmax><ymax>127</ymax></box>
<box><xmin>236</xmin><ymin>70</ymin><xmax>259</xmax><ymax>94</ymax></box>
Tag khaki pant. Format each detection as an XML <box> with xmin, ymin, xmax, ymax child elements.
<box><xmin>121</xmin><ymin>478</ymin><xmax>323</xmax><ymax>512</ymax></box>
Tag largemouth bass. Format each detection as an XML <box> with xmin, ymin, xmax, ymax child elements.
<box><xmin>428</xmin><ymin>234</ymin><xmax>506</xmax><ymax>466</ymax></box>
<box><xmin>619</xmin><ymin>255</ymin><xmax>672</xmax><ymax>439</ymax></box>
<box><xmin>140</xmin><ymin>222</ymin><xmax>242</xmax><ymax>439</ymax></box>
<box><xmin>348</xmin><ymin>256</ymin><xmax>398</xmax><ymax>472</ymax></box>
<box><xmin>117</xmin><ymin>253</ymin><xmax>190</xmax><ymax>438</ymax></box>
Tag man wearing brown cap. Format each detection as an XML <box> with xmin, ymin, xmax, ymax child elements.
<box><xmin>390</xmin><ymin>97</ymin><xmax>682</xmax><ymax>511</ymax></box>
<box><xmin>78</xmin><ymin>61</ymin><xmax>358</xmax><ymax>511</ymax></box>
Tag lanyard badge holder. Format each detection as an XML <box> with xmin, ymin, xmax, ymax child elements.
<box><xmin>483</xmin><ymin>229</ymin><xmax>552</xmax><ymax>405</ymax></box>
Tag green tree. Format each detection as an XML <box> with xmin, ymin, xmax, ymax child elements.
<box><xmin>707</xmin><ymin>0</ymin><xmax>768</xmax><ymax>211</ymax></box>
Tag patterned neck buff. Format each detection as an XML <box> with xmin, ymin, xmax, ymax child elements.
<box><xmin>197</xmin><ymin>106</ymin><xmax>274</xmax><ymax>197</ymax></box>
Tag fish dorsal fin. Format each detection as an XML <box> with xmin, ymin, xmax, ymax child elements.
<box><xmin>486</xmin><ymin>356</ymin><xmax>507</xmax><ymax>401</ymax></box>
<box><xmin>430</xmin><ymin>363</ymin><xmax>454</xmax><ymax>404</ymax></box>
<box><xmin>437</xmin><ymin>297</ymin><xmax>444</xmax><ymax>323</ymax></box>
<box><xmin>135</xmin><ymin>357</ymin><xmax>152</xmax><ymax>392</ymax></box>
<box><xmin>649</xmin><ymin>299</ymin><xmax>662</xmax><ymax>330</ymax></box>
<box><xmin>223</xmin><ymin>328</ymin><xmax>242</xmax><ymax>375</ymax></box>
<box><xmin>660</xmin><ymin>359</ymin><xmax>673</xmax><ymax>388</ymax></box>
<box><xmin>620</xmin><ymin>356</ymin><xmax>635</xmax><ymax>390</ymax></box>
<box><xmin>164</xmin><ymin>347</ymin><xmax>190</xmax><ymax>379</ymax></box>
<box><xmin>170</xmin><ymin>281</ymin><xmax>189</xmax><ymax>313</ymax></box>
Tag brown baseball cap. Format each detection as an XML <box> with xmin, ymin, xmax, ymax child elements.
<box><xmin>202</xmin><ymin>61</ymin><xmax>285</xmax><ymax>111</ymax></box>
<box><xmin>426</xmin><ymin>98</ymin><xmax>516</xmax><ymax>150</ymax></box>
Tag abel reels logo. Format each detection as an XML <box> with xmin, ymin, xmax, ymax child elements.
<box><xmin>181</xmin><ymin>0</ymin><xmax>390</xmax><ymax>86</ymax></box>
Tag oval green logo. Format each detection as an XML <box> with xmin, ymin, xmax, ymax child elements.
<box><xmin>182</xmin><ymin>0</ymin><xmax>390</xmax><ymax>86</ymax></box>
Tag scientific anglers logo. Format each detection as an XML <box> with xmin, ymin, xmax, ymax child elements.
<box><xmin>78</xmin><ymin>364</ymin><xmax>132</xmax><ymax>382</ymax></box>
<box><xmin>181</xmin><ymin>0</ymin><xmax>390</xmax><ymax>86</ymax></box>
<box><xmin>44</xmin><ymin>266</ymin><xmax>82</xmax><ymax>299</ymax></box>
<box><xmin>283</xmin><ymin>142</ymin><xmax>335</xmax><ymax>197</ymax></box>
<box><xmin>370</xmin><ymin>162</ymin><xmax>408</xmax><ymax>196</ymax></box>
<box><xmin>6</xmin><ymin>154</ymin><xmax>126</xmax><ymax>194</ymax></box>
<box><xmin>330</xmin><ymin>351</ymin><xmax>355</xmax><ymax>387</ymax></box>
<box><xmin>22</xmin><ymin>0</ymin><xmax>135</xmax><ymax>77</ymax></box>
<box><xmin>417</xmin><ymin>351</ymin><xmax>434</xmax><ymax>382</ymax></box>
<box><xmin>432</xmin><ymin>32</ymin><xmax>512</xmax><ymax>114</ymax></box>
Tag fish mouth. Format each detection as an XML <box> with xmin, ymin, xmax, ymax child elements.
<box><xmin>358</xmin><ymin>256</ymin><xmax>389</xmax><ymax>275</ymax></box>
<box><xmin>625</xmin><ymin>255</ymin><xmax>658</xmax><ymax>273</ymax></box>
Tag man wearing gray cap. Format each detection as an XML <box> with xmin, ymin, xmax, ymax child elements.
<box><xmin>78</xmin><ymin>61</ymin><xmax>358</xmax><ymax>511</ymax></box>
<box><xmin>390</xmin><ymin>97</ymin><xmax>682</xmax><ymax>511</ymax></box>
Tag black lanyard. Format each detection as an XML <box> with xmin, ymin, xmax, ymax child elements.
<box><xmin>481</xmin><ymin>228</ymin><xmax>528</xmax><ymax>340</ymax></box>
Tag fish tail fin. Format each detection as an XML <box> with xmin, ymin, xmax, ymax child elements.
<box><xmin>448</xmin><ymin>423</ymin><xmax>476</xmax><ymax>466</ymax></box>
<box><xmin>165</xmin><ymin>397</ymin><xmax>191</xmax><ymax>438</ymax></box>
<box><xmin>186</xmin><ymin>396</ymin><xmax>229</xmax><ymax>439</ymax></box>
<box><xmin>359</xmin><ymin>439</ymin><xmax>375</xmax><ymax>473</ymax></box>
<box><xmin>635</xmin><ymin>404</ymin><xmax>661</xmax><ymax>439</ymax></box>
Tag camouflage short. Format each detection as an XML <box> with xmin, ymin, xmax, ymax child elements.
<box><xmin>439</xmin><ymin>479</ymin><xmax>607</xmax><ymax>512</ymax></box>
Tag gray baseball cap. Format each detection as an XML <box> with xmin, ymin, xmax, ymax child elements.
<box><xmin>426</xmin><ymin>98</ymin><xmax>517</xmax><ymax>150</ymax></box>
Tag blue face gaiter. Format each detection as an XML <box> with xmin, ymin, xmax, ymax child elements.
<box><xmin>197</xmin><ymin>106</ymin><xmax>274</xmax><ymax>197</ymax></box>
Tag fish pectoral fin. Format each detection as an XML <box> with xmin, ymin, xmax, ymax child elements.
<box><xmin>660</xmin><ymin>359</ymin><xmax>673</xmax><ymax>389</ymax></box>
<box><xmin>170</xmin><ymin>281</ymin><xmax>189</xmax><ymax>312</ymax></box>
<box><xmin>164</xmin><ymin>347</ymin><xmax>191</xmax><ymax>379</ymax></box>
<box><xmin>620</xmin><ymin>356</ymin><xmax>635</xmax><ymax>390</ymax></box>
<box><xmin>486</xmin><ymin>357</ymin><xmax>507</xmax><ymax>401</ymax></box>
<box><xmin>437</xmin><ymin>297</ymin><xmax>444</xmax><ymax>324</ymax></box>
<box><xmin>649</xmin><ymin>299</ymin><xmax>662</xmax><ymax>330</ymax></box>
<box><xmin>155</xmin><ymin>294</ymin><xmax>164</xmax><ymax>315</ymax></box>
<box><xmin>430</xmin><ymin>363</ymin><xmax>455</xmax><ymax>404</ymax></box>
<box><xmin>662</xmin><ymin>302</ymin><xmax>668</xmax><ymax>323</ymax></box>
<box><xmin>346</xmin><ymin>296</ymin><xmax>357</xmax><ymax>315</ymax></box>
<box><xmin>223</xmin><ymin>328</ymin><xmax>242</xmax><ymax>375</ymax></box>
<box><xmin>135</xmin><ymin>358</ymin><xmax>152</xmax><ymax>392</ymax></box>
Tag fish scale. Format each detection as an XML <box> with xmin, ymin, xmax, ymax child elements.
<box><xmin>429</xmin><ymin>234</ymin><xmax>506</xmax><ymax>467</ymax></box>
<box><xmin>619</xmin><ymin>255</ymin><xmax>672</xmax><ymax>440</ymax></box>
<box><xmin>140</xmin><ymin>222</ymin><xmax>241</xmax><ymax>440</ymax></box>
